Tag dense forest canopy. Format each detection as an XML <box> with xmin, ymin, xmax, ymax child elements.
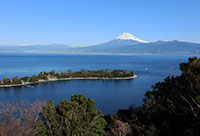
<box><xmin>0</xmin><ymin>70</ymin><xmax>134</xmax><ymax>86</ymax></box>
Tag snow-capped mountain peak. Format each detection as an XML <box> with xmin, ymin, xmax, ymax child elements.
<box><xmin>116</xmin><ymin>32</ymin><xmax>148</xmax><ymax>43</ymax></box>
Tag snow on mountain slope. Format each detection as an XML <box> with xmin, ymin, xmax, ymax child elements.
<box><xmin>116</xmin><ymin>32</ymin><xmax>149</xmax><ymax>43</ymax></box>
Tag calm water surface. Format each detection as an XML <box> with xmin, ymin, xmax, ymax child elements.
<box><xmin>0</xmin><ymin>53</ymin><xmax>195</xmax><ymax>114</ymax></box>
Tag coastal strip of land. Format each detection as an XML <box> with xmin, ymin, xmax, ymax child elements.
<box><xmin>0</xmin><ymin>70</ymin><xmax>138</xmax><ymax>88</ymax></box>
<box><xmin>0</xmin><ymin>75</ymin><xmax>138</xmax><ymax>88</ymax></box>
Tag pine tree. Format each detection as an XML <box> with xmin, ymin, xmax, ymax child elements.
<box><xmin>37</xmin><ymin>95</ymin><xmax>107</xmax><ymax>136</ymax></box>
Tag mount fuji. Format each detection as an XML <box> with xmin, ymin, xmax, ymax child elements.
<box><xmin>71</xmin><ymin>33</ymin><xmax>149</xmax><ymax>52</ymax></box>
<box><xmin>1</xmin><ymin>32</ymin><xmax>200</xmax><ymax>55</ymax></box>
<box><xmin>91</xmin><ymin>32</ymin><xmax>148</xmax><ymax>47</ymax></box>
<box><xmin>71</xmin><ymin>33</ymin><xmax>200</xmax><ymax>54</ymax></box>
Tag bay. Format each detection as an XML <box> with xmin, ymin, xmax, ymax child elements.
<box><xmin>0</xmin><ymin>53</ymin><xmax>195</xmax><ymax>114</ymax></box>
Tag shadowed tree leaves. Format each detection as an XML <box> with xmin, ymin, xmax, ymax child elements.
<box><xmin>144</xmin><ymin>57</ymin><xmax>200</xmax><ymax>135</ymax></box>
<box><xmin>115</xmin><ymin>57</ymin><xmax>200</xmax><ymax>136</ymax></box>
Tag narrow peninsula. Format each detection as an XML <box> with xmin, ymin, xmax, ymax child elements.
<box><xmin>0</xmin><ymin>70</ymin><xmax>138</xmax><ymax>88</ymax></box>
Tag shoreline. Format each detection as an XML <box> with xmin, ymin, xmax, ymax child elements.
<box><xmin>0</xmin><ymin>51</ymin><xmax>199</xmax><ymax>56</ymax></box>
<box><xmin>0</xmin><ymin>75</ymin><xmax>138</xmax><ymax>88</ymax></box>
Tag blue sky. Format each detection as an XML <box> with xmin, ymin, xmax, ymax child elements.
<box><xmin>0</xmin><ymin>0</ymin><xmax>199</xmax><ymax>46</ymax></box>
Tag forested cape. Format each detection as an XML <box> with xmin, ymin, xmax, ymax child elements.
<box><xmin>0</xmin><ymin>57</ymin><xmax>200</xmax><ymax>136</ymax></box>
<box><xmin>0</xmin><ymin>70</ymin><xmax>134</xmax><ymax>87</ymax></box>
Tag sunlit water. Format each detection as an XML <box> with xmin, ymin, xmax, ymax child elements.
<box><xmin>0</xmin><ymin>53</ymin><xmax>195</xmax><ymax>114</ymax></box>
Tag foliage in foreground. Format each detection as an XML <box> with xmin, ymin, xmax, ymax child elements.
<box><xmin>0</xmin><ymin>57</ymin><xmax>200</xmax><ymax>136</ymax></box>
<box><xmin>115</xmin><ymin>57</ymin><xmax>200</xmax><ymax>136</ymax></box>
<box><xmin>0</xmin><ymin>100</ymin><xmax>45</xmax><ymax>136</ymax></box>
<box><xmin>36</xmin><ymin>95</ymin><xmax>107</xmax><ymax>136</ymax></box>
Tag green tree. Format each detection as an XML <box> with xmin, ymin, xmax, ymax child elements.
<box><xmin>142</xmin><ymin>57</ymin><xmax>200</xmax><ymax>135</ymax></box>
<box><xmin>29</xmin><ymin>75</ymin><xmax>38</xmax><ymax>82</ymax></box>
<box><xmin>21</xmin><ymin>76</ymin><xmax>29</xmax><ymax>82</ymax></box>
<box><xmin>36</xmin><ymin>100</ymin><xmax>62</xmax><ymax>136</ymax></box>
<box><xmin>38</xmin><ymin>72</ymin><xmax>48</xmax><ymax>80</ymax></box>
<box><xmin>12</xmin><ymin>76</ymin><xmax>22</xmax><ymax>84</ymax></box>
<box><xmin>37</xmin><ymin>95</ymin><xmax>107</xmax><ymax>136</ymax></box>
<box><xmin>114</xmin><ymin>57</ymin><xmax>200</xmax><ymax>136</ymax></box>
<box><xmin>3</xmin><ymin>78</ymin><xmax>11</xmax><ymax>85</ymax></box>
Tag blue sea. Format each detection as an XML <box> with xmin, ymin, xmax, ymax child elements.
<box><xmin>0</xmin><ymin>53</ymin><xmax>195</xmax><ymax>114</ymax></box>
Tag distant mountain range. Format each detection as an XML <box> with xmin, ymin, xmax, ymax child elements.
<box><xmin>1</xmin><ymin>33</ymin><xmax>200</xmax><ymax>55</ymax></box>
<box><xmin>0</xmin><ymin>44</ymin><xmax>71</xmax><ymax>52</ymax></box>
